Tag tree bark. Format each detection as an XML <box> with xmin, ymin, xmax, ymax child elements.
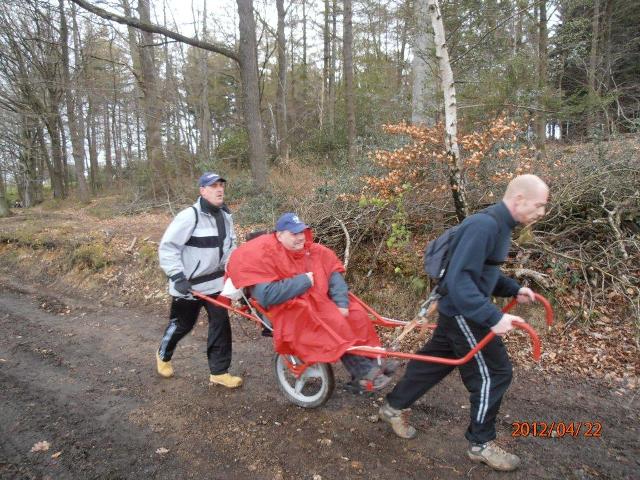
<box><xmin>427</xmin><ymin>0</ymin><xmax>468</xmax><ymax>220</ymax></box>
<box><xmin>535</xmin><ymin>0</ymin><xmax>547</xmax><ymax>158</ymax></box>
<box><xmin>329</xmin><ymin>0</ymin><xmax>337</xmax><ymax>136</ymax></box>
<box><xmin>44</xmin><ymin>111</ymin><xmax>66</xmax><ymax>199</ymax></box>
<box><xmin>137</xmin><ymin>0</ymin><xmax>166</xmax><ymax>197</ymax></box>
<box><xmin>276</xmin><ymin>0</ymin><xmax>289</xmax><ymax>161</ymax></box>
<box><xmin>104</xmin><ymin>106</ymin><xmax>114</xmax><ymax>181</ymax></box>
<box><xmin>0</xmin><ymin>167</ymin><xmax>10</xmax><ymax>217</ymax></box>
<box><xmin>197</xmin><ymin>0</ymin><xmax>212</xmax><ymax>164</ymax></box>
<box><xmin>397</xmin><ymin>1</ymin><xmax>409</xmax><ymax>92</ymax></box>
<box><xmin>86</xmin><ymin>98</ymin><xmax>99</xmax><ymax>192</ymax></box>
<box><xmin>18</xmin><ymin>119</ymin><xmax>41</xmax><ymax>207</ymax></box>
<box><xmin>343</xmin><ymin>0</ymin><xmax>356</xmax><ymax>161</ymax></box>
<box><xmin>588</xmin><ymin>0</ymin><xmax>600</xmax><ymax>136</ymax></box>
<box><xmin>411</xmin><ymin>0</ymin><xmax>437</xmax><ymax>126</ymax></box>
<box><xmin>112</xmin><ymin>104</ymin><xmax>123</xmax><ymax>172</ymax></box>
<box><xmin>302</xmin><ymin>0</ymin><xmax>308</xmax><ymax>98</ymax></box>
<box><xmin>237</xmin><ymin>0</ymin><xmax>268</xmax><ymax>191</ymax></box>
<box><xmin>70</xmin><ymin>1</ymin><xmax>90</xmax><ymax>192</ymax></box>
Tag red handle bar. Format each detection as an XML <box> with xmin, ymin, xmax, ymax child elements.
<box><xmin>192</xmin><ymin>290</ymin><xmax>553</xmax><ymax>363</ymax></box>
<box><xmin>350</xmin><ymin>292</ymin><xmax>553</xmax><ymax>363</ymax></box>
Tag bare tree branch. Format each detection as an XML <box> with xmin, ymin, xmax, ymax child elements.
<box><xmin>69</xmin><ymin>0</ymin><xmax>240</xmax><ymax>63</ymax></box>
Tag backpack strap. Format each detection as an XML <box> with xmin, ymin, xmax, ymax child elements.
<box><xmin>482</xmin><ymin>210</ymin><xmax>505</xmax><ymax>266</ymax></box>
<box><xmin>438</xmin><ymin>209</ymin><xmax>504</xmax><ymax>295</ymax></box>
<box><xmin>188</xmin><ymin>205</ymin><xmax>199</xmax><ymax>239</ymax></box>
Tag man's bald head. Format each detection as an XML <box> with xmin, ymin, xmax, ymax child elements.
<box><xmin>503</xmin><ymin>174</ymin><xmax>548</xmax><ymax>201</ymax></box>
<box><xmin>503</xmin><ymin>174</ymin><xmax>549</xmax><ymax>225</ymax></box>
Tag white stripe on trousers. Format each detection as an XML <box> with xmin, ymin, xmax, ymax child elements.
<box><xmin>159</xmin><ymin>321</ymin><xmax>178</xmax><ymax>358</ymax></box>
<box><xmin>456</xmin><ymin>315</ymin><xmax>491</xmax><ymax>424</ymax></box>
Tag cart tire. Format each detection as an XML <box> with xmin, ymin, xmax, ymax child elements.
<box><xmin>273</xmin><ymin>354</ymin><xmax>335</xmax><ymax>408</ymax></box>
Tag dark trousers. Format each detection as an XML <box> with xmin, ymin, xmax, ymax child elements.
<box><xmin>386</xmin><ymin>313</ymin><xmax>512</xmax><ymax>444</ymax></box>
<box><xmin>158</xmin><ymin>296</ymin><xmax>232</xmax><ymax>375</ymax></box>
<box><xmin>341</xmin><ymin>354</ymin><xmax>376</xmax><ymax>380</ymax></box>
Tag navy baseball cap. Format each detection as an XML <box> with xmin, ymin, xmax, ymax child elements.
<box><xmin>198</xmin><ymin>172</ymin><xmax>226</xmax><ymax>187</ymax></box>
<box><xmin>275</xmin><ymin>213</ymin><xmax>308</xmax><ymax>234</ymax></box>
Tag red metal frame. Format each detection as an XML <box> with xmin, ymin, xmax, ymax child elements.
<box><xmin>191</xmin><ymin>290</ymin><xmax>554</xmax><ymax>371</ymax></box>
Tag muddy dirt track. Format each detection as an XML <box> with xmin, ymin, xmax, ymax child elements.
<box><xmin>1</xmin><ymin>280</ymin><xmax>638</xmax><ymax>480</ymax></box>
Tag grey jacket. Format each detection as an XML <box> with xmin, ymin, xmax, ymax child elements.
<box><xmin>158</xmin><ymin>199</ymin><xmax>236</xmax><ymax>297</ymax></box>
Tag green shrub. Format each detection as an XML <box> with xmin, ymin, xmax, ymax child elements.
<box><xmin>216</xmin><ymin>129</ymin><xmax>249</xmax><ymax>168</ymax></box>
<box><xmin>137</xmin><ymin>242</ymin><xmax>158</xmax><ymax>267</ymax></box>
<box><xmin>234</xmin><ymin>191</ymin><xmax>284</xmax><ymax>226</ymax></box>
<box><xmin>71</xmin><ymin>242</ymin><xmax>111</xmax><ymax>271</ymax></box>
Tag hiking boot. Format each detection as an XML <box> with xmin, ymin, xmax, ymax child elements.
<box><xmin>209</xmin><ymin>373</ymin><xmax>243</xmax><ymax>389</ymax></box>
<box><xmin>156</xmin><ymin>351</ymin><xmax>174</xmax><ymax>378</ymax></box>
<box><xmin>378</xmin><ymin>402</ymin><xmax>417</xmax><ymax>439</ymax></box>
<box><xmin>467</xmin><ymin>441</ymin><xmax>521</xmax><ymax>471</ymax></box>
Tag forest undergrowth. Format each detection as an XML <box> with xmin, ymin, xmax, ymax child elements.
<box><xmin>0</xmin><ymin>134</ymin><xmax>638</xmax><ymax>394</ymax></box>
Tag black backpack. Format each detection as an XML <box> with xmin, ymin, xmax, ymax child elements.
<box><xmin>423</xmin><ymin>210</ymin><xmax>503</xmax><ymax>287</ymax></box>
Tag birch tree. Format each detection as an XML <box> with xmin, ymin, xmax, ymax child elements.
<box><xmin>427</xmin><ymin>0</ymin><xmax>468</xmax><ymax>220</ymax></box>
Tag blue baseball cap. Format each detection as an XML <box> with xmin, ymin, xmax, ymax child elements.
<box><xmin>198</xmin><ymin>172</ymin><xmax>226</xmax><ymax>187</ymax></box>
<box><xmin>275</xmin><ymin>213</ymin><xmax>308</xmax><ymax>234</ymax></box>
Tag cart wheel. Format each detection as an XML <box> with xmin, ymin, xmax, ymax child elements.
<box><xmin>273</xmin><ymin>354</ymin><xmax>335</xmax><ymax>408</ymax></box>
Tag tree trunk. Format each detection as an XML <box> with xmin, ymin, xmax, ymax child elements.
<box><xmin>302</xmin><ymin>0</ymin><xmax>308</xmax><ymax>99</ymax></box>
<box><xmin>136</xmin><ymin>0</ymin><xmax>166</xmax><ymax>197</ymax></box>
<box><xmin>588</xmin><ymin>0</ymin><xmax>600</xmax><ymax>136</ymax></box>
<box><xmin>59</xmin><ymin>115</ymin><xmax>70</xmax><ymax>194</ymax></box>
<box><xmin>112</xmin><ymin>96</ymin><xmax>122</xmax><ymax>172</ymax></box>
<box><xmin>397</xmin><ymin>1</ymin><xmax>409</xmax><ymax>92</ymax></box>
<box><xmin>343</xmin><ymin>0</ymin><xmax>356</xmax><ymax>161</ymax></box>
<box><xmin>19</xmin><ymin>119</ymin><xmax>40</xmax><ymax>207</ymax></box>
<box><xmin>535</xmin><ymin>0</ymin><xmax>547</xmax><ymax>159</ymax></box>
<box><xmin>44</xmin><ymin>114</ymin><xmax>66</xmax><ymax>199</ymax></box>
<box><xmin>237</xmin><ymin>0</ymin><xmax>268</xmax><ymax>191</ymax></box>
<box><xmin>59</xmin><ymin>0</ymin><xmax>89</xmax><ymax>203</ymax></box>
<box><xmin>197</xmin><ymin>0</ymin><xmax>212</xmax><ymax>164</ymax></box>
<box><xmin>411</xmin><ymin>0</ymin><xmax>437</xmax><ymax>126</ymax></box>
<box><xmin>329</xmin><ymin>0</ymin><xmax>337</xmax><ymax>136</ymax></box>
<box><xmin>276</xmin><ymin>0</ymin><xmax>289</xmax><ymax>161</ymax></box>
<box><xmin>86</xmin><ymin>98</ymin><xmax>99</xmax><ymax>192</ymax></box>
<box><xmin>104</xmin><ymin>106</ymin><xmax>114</xmax><ymax>181</ymax></box>
<box><xmin>322</xmin><ymin>0</ymin><xmax>330</xmax><ymax>128</ymax></box>
<box><xmin>0</xmin><ymin>167</ymin><xmax>10</xmax><ymax>217</ymax></box>
<box><xmin>69</xmin><ymin>0</ymin><xmax>90</xmax><ymax>200</ymax></box>
<box><xmin>427</xmin><ymin>0</ymin><xmax>468</xmax><ymax>220</ymax></box>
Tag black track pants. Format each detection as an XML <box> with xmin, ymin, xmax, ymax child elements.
<box><xmin>386</xmin><ymin>312</ymin><xmax>513</xmax><ymax>444</ymax></box>
<box><xmin>158</xmin><ymin>295</ymin><xmax>232</xmax><ymax>375</ymax></box>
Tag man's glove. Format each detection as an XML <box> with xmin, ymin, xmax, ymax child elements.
<box><xmin>170</xmin><ymin>272</ymin><xmax>192</xmax><ymax>295</ymax></box>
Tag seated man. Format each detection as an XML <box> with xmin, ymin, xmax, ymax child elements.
<box><xmin>226</xmin><ymin>212</ymin><xmax>393</xmax><ymax>391</ymax></box>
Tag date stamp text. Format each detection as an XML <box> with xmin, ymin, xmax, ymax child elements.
<box><xmin>511</xmin><ymin>421</ymin><xmax>602</xmax><ymax>438</ymax></box>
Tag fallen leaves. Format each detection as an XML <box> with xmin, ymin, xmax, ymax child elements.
<box><xmin>30</xmin><ymin>440</ymin><xmax>50</xmax><ymax>452</ymax></box>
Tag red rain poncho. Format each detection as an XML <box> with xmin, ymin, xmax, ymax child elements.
<box><xmin>226</xmin><ymin>231</ymin><xmax>380</xmax><ymax>363</ymax></box>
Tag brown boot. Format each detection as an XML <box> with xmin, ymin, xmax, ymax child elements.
<box><xmin>209</xmin><ymin>373</ymin><xmax>243</xmax><ymax>388</ymax></box>
<box><xmin>156</xmin><ymin>351</ymin><xmax>174</xmax><ymax>378</ymax></box>
<box><xmin>378</xmin><ymin>402</ymin><xmax>417</xmax><ymax>439</ymax></box>
<box><xmin>467</xmin><ymin>441</ymin><xmax>521</xmax><ymax>471</ymax></box>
